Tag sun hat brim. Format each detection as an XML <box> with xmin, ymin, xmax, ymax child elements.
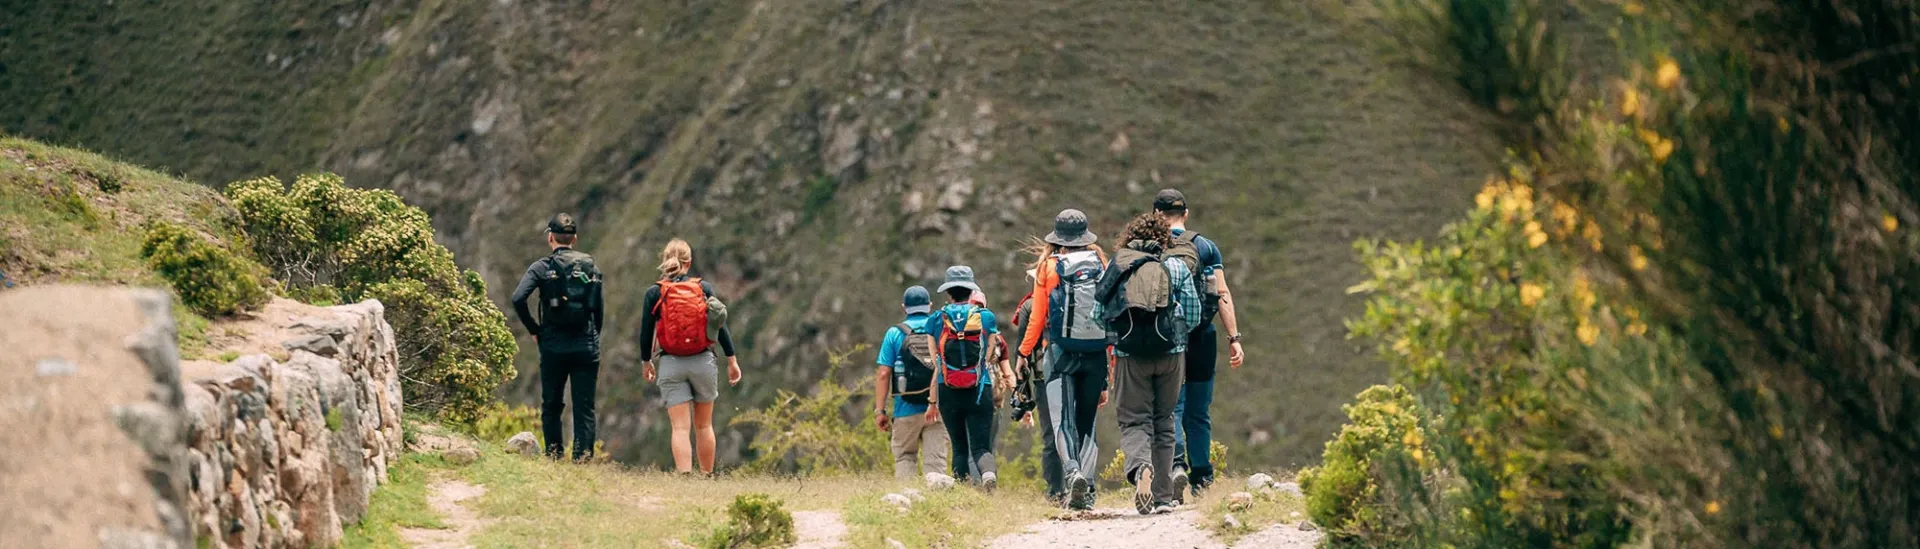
<box><xmin>936</xmin><ymin>280</ymin><xmax>982</xmax><ymax>293</ymax></box>
<box><xmin>1043</xmin><ymin>231</ymin><xmax>1098</xmax><ymax>247</ymax></box>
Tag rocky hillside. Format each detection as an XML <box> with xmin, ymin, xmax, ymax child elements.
<box><xmin>0</xmin><ymin>0</ymin><xmax>1499</xmax><ymax>466</ymax></box>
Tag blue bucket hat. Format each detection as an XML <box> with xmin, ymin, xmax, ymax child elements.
<box><xmin>902</xmin><ymin>286</ymin><xmax>932</xmax><ymax>315</ymax></box>
<box><xmin>936</xmin><ymin>265</ymin><xmax>981</xmax><ymax>294</ymax></box>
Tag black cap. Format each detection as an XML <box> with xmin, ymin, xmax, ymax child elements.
<box><xmin>546</xmin><ymin>213</ymin><xmax>578</xmax><ymax>234</ymax></box>
<box><xmin>1153</xmin><ymin>189</ymin><xmax>1188</xmax><ymax>212</ymax></box>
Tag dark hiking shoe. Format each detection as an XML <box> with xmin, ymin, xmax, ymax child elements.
<box><xmin>1133</xmin><ymin>464</ymin><xmax>1156</xmax><ymax>515</ymax></box>
<box><xmin>1169</xmin><ymin>466</ymin><xmax>1190</xmax><ymax>506</ymax></box>
<box><xmin>1067</xmin><ymin>471</ymin><xmax>1094</xmax><ymax>510</ymax></box>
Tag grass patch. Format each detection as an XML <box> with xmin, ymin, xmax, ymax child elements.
<box><xmin>326</xmin><ymin>408</ymin><xmax>345</xmax><ymax>432</ymax></box>
<box><xmin>842</xmin><ymin>485</ymin><xmax>1057</xmax><ymax>549</ymax></box>
<box><xmin>1198</xmin><ymin>475</ymin><xmax>1309</xmax><ymax>545</ymax></box>
<box><xmin>343</xmin><ymin>453</ymin><xmax>447</xmax><ymax>549</ymax></box>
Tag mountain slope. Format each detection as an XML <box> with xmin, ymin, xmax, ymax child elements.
<box><xmin>0</xmin><ymin>0</ymin><xmax>1498</xmax><ymax>466</ymax></box>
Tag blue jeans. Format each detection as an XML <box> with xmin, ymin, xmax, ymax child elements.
<box><xmin>1172</xmin><ymin>380</ymin><xmax>1215</xmax><ymax>485</ymax></box>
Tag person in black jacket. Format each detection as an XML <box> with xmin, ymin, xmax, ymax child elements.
<box><xmin>509</xmin><ymin>213</ymin><xmax>605</xmax><ymax>461</ymax></box>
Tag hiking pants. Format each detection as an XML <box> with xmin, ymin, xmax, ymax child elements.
<box><xmin>1174</xmin><ymin>327</ymin><xmax>1220</xmax><ymax>487</ymax></box>
<box><xmin>1116</xmin><ymin>352</ymin><xmax>1183</xmax><ymax>504</ymax></box>
<box><xmin>889</xmin><ymin>411</ymin><xmax>951</xmax><ymax>479</ymax></box>
<box><xmin>539</xmin><ymin>349</ymin><xmax>600</xmax><ymax>460</ymax></box>
<box><xmin>1044</xmin><ymin>347</ymin><xmax>1108</xmax><ymax>480</ymax></box>
<box><xmin>936</xmin><ymin>385</ymin><xmax>998</xmax><ymax>482</ymax></box>
<box><xmin>1034</xmin><ymin>385</ymin><xmax>1066</xmax><ymax>499</ymax></box>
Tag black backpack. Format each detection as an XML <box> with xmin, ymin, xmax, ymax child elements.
<box><xmin>1097</xmin><ymin>248</ymin><xmax>1183</xmax><ymax>357</ymax></box>
<box><xmin>893</xmin><ymin>322</ymin><xmax>937</xmax><ymax>405</ymax></box>
<box><xmin>539</xmin><ymin>251</ymin><xmax>601</xmax><ymax>333</ymax></box>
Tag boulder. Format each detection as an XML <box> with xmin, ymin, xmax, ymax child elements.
<box><xmin>1227</xmin><ymin>492</ymin><xmax>1255</xmax><ymax>511</ymax></box>
<box><xmin>925</xmin><ymin>473</ymin><xmax>956</xmax><ymax>490</ymax></box>
<box><xmin>506</xmin><ymin>432</ymin><xmax>541</xmax><ymax>456</ymax></box>
<box><xmin>880</xmin><ymin>493</ymin><xmax>912</xmax><ymax>511</ymax></box>
<box><xmin>1222</xmin><ymin>514</ymin><xmax>1242</xmax><ymax>530</ymax></box>
<box><xmin>1245</xmin><ymin>473</ymin><xmax>1275</xmax><ymax>491</ymax></box>
<box><xmin>1275</xmin><ymin>481</ymin><xmax>1304</xmax><ymax>498</ymax></box>
<box><xmin>443</xmin><ymin>446</ymin><xmax>480</xmax><ymax>466</ymax></box>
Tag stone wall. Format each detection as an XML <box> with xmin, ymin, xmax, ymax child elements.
<box><xmin>0</xmin><ymin>288</ymin><xmax>403</xmax><ymax>549</ymax></box>
<box><xmin>181</xmin><ymin>298</ymin><xmax>405</xmax><ymax>548</ymax></box>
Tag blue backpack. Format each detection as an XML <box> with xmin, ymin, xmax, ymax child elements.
<box><xmin>1048</xmin><ymin>251</ymin><xmax>1109</xmax><ymax>353</ymax></box>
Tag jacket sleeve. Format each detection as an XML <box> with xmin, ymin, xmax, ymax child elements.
<box><xmin>589</xmin><ymin>265</ymin><xmax>605</xmax><ymax>334</ymax></box>
<box><xmin>638</xmin><ymin>284</ymin><xmax>660</xmax><ymax>361</ymax></box>
<box><xmin>1019</xmin><ymin>258</ymin><xmax>1056</xmax><ymax>356</ymax></box>
<box><xmin>509</xmin><ymin>262</ymin><xmax>543</xmax><ymax>335</ymax></box>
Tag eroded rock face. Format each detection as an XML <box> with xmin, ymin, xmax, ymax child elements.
<box><xmin>180</xmin><ymin>299</ymin><xmax>404</xmax><ymax>549</ymax></box>
<box><xmin>0</xmin><ymin>288</ymin><xmax>403</xmax><ymax>549</ymax></box>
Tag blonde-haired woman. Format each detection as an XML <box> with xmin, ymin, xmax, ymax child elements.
<box><xmin>639</xmin><ymin>238</ymin><xmax>743</xmax><ymax>474</ymax></box>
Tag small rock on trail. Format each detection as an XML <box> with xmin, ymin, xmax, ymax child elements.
<box><xmin>988</xmin><ymin>507</ymin><xmax>1319</xmax><ymax>549</ymax></box>
<box><xmin>400</xmin><ymin>480</ymin><xmax>491</xmax><ymax>549</ymax></box>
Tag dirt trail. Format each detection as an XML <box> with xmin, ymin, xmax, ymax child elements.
<box><xmin>791</xmin><ymin>509</ymin><xmax>849</xmax><ymax>549</ymax></box>
<box><xmin>400</xmin><ymin>480</ymin><xmax>492</xmax><ymax>549</ymax></box>
<box><xmin>988</xmin><ymin>507</ymin><xmax>1320</xmax><ymax>549</ymax></box>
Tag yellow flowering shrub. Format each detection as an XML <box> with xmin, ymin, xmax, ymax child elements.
<box><xmin>141</xmin><ymin>221</ymin><xmax>271</xmax><ymax>316</ymax></box>
<box><xmin>1297</xmin><ymin>384</ymin><xmax>1435</xmax><ymax>548</ymax></box>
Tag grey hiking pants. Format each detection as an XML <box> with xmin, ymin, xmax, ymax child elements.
<box><xmin>1044</xmin><ymin>346</ymin><xmax>1108</xmax><ymax>479</ymax></box>
<box><xmin>1116</xmin><ymin>352</ymin><xmax>1184</xmax><ymax>504</ymax></box>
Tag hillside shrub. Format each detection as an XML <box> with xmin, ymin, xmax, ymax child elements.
<box><xmin>226</xmin><ymin>174</ymin><xmax>516</xmax><ymax>423</ymax></box>
<box><xmin>1335</xmin><ymin>0</ymin><xmax>1920</xmax><ymax>547</ymax></box>
<box><xmin>699</xmin><ymin>493</ymin><xmax>796</xmax><ymax>549</ymax></box>
<box><xmin>1297</xmin><ymin>385</ymin><xmax>1435</xmax><ymax>548</ymax></box>
<box><xmin>730</xmin><ymin>346</ymin><xmax>888</xmax><ymax>475</ymax></box>
<box><xmin>140</xmin><ymin>221</ymin><xmax>270</xmax><ymax>316</ymax></box>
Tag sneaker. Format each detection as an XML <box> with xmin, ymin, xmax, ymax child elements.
<box><xmin>1066</xmin><ymin>471</ymin><xmax>1094</xmax><ymax>510</ymax></box>
<box><xmin>1169</xmin><ymin>466</ymin><xmax>1190</xmax><ymax>506</ymax></box>
<box><xmin>981</xmin><ymin>472</ymin><xmax>998</xmax><ymax>492</ymax></box>
<box><xmin>1152</xmin><ymin>502</ymin><xmax>1176</xmax><ymax>515</ymax></box>
<box><xmin>1133</xmin><ymin>464</ymin><xmax>1156</xmax><ymax>515</ymax></box>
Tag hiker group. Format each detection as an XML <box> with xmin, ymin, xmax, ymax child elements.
<box><xmin>507</xmin><ymin>188</ymin><xmax>1247</xmax><ymax>515</ymax></box>
<box><xmin>874</xmin><ymin>189</ymin><xmax>1245</xmax><ymax>514</ymax></box>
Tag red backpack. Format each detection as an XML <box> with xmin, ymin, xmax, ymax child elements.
<box><xmin>655</xmin><ymin>278</ymin><xmax>711</xmax><ymax>356</ymax></box>
<box><xmin>937</xmin><ymin>306</ymin><xmax>989</xmax><ymax>389</ymax></box>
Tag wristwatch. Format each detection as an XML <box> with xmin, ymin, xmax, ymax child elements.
<box><xmin>1228</xmin><ymin>333</ymin><xmax>1242</xmax><ymax>343</ymax></box>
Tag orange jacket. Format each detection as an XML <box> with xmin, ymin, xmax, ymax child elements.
<box><xmin>1019</xmin><ymin>256</ymin><xmax>1062</xmax><ymax>357</ymax></box>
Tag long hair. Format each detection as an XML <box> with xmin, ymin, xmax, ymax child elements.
<box><xmin>1024</xmin><ymin>236</ymin><xmax>1108</xmax><ymax>276</ymax></box>
<box><xmin>1121</xmin><ymin>212</ymin><xmax>1173</xmax><ymax>249</ymax></box>
<box><xmin>658</xmin><ymin>238</ymin><xmax>693</xmax><ymax>280</ymax></box>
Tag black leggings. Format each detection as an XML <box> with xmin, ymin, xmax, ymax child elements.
<box><xmin>937</xmin><ymin>384</ymin><xmax>998</xmax><ymax>481</ymax></box>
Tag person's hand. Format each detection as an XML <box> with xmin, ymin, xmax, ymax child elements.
<box><xmin>1020</xmin><ymin>414</ymin><xmax>1036</xmax><ymax>427</ymax></box>
<box><xmin>642</xmin><ymin>361</ymin><xmax>657</xmax><ymax>382</ymax></box>
<box><xmin>1229</xmin><ymin>340</ymin><xmax>1246</xmax><ymax>369</ymax></box>
<box><xmin>925</xmin><ymin>407</ymin><xmax>943</xmax><ymax>424</ymax></box>
<box><xmin>1099</xmin><ymin>390</ymin><xmax>1110</xmax><ymax>408</ymax></box>
<box><xmin>727</xmin><ymin>357</ymin><xmax>744</xmax><ymax>386</ymax></box>
<box><xmin>875</xmin><ymin>411</ymin><xmax>892</xmax><ymax>431</ymax></box>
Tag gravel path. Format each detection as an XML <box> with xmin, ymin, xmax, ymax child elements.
<box><xmin>791</xmin><ymin>509</ymin><xmax>850</xmax><ymax>549</ymax></box>
<box><xmin>988</xmin><ymin>507</ymin><xmax>1320</xmax><ymax>549</ymax></box>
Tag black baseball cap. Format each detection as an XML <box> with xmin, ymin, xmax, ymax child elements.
<box><xmin>546</xmin><ymin>213</ymin><xmax>578</xmax><ymax>234</ymax></box>
<box><xmin>1153</xmin><ymin>189</ymin><xmax>1188</xmax><ymax>212</ymax></box>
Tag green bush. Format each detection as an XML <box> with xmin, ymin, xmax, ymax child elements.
<box><xmin>459</xmin><ymin>402</ymin><xmax>541</xmax><ymax>444</ymax></box>
<box><xmin>140</xmin><ymin>221</ymin><xmax>270</xmax><ymax>316</ymax></box>
<box><xmin>226</xmin><ymin>174</ymin><xmax>516</xmax><ymax>423</ymax></box>
<box><xmin>699</xmin><ymin>493</ymin><xmax>796</xmax><ymax>549</ymax></box>
<box><xmin>730</xmin><ymin>346</ymin><xmax>888</xmax><ymax>475</ymax></box>
<box><xmin>1298</xmin><ymin>385</ymin><xmax>1434</xmax><ymax>548</ymax></box>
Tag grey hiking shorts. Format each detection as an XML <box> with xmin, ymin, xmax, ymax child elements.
<box><xmin>657</xmin><ymin>351</ymin><xmax>719</xmax><ymax>407</ymax></box>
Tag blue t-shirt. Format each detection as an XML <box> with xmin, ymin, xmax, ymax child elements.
<box><xmin>876</xmin><ymin>313</ymin><xmax>932</xmax><ymax>417</ymax></box>
<box><xmin>923</xmin><ymin>303</ymin><xmax>1000</xmax><ymax>391</ymax></box>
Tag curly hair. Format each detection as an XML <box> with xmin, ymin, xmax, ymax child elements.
<box><xmin>1120</xmin><ymin>212</ymin><xmax>1172</xmax><ymax>249</ymax></box>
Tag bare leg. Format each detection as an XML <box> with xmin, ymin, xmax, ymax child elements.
<box><xmin>694</xmin><ymin>401</ymin><xmax>718</xmax><ymax>474</ymax></box>
<box><xmin>668</xmin><ymin>403</ymin><xmax>695</xmax><ymax>473</ymax></box>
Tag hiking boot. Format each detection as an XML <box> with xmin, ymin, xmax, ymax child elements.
<box><xmin>1152</xmin><ymin>502</ymin><xmax>1176</xmax><ymax>515</ymax></box>
<box><xmin>1066</xmin><ymin>471</ymin><xmax>1094</xmax><ymax>510</ymax></box>
<box><xmin>1132</xmin><ymin>464</ymin><xmax>1155</xmax><ymax>515</ymax></box>
<box><xmin>1169</xmin><ymin>466</ymin><xmax>1190</xmax><ymax>506</ymax></box>
<box><xmin>981</xmin><ymin>472</ymin><xmax>999</xmax><ymax>492</ymax></box>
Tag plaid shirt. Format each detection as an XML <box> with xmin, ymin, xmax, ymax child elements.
<box><xmin>1099</xmin><ymin>253</ymin><xmax>1202</xmax><ymax>357</ymax></box>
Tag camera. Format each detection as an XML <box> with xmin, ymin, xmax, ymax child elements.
<box><xmin>1010</xmin><ymin>391</ymin><xmax>1036</xmax><ymax>422</ymax></box>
